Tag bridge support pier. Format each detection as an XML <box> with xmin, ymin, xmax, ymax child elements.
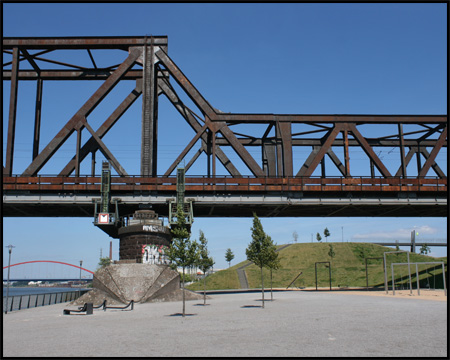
<box><xmin>117</xmin><ymin>210</ymin><xmax>172</xmax><ymax>263</ymax></box>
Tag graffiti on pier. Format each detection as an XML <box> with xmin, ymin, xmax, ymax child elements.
<box><xmin>142</xmin><ymin>244</ymin><xmax>170</xmax><ymax>265</ymax></box>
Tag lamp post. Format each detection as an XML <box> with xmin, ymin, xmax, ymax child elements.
<box><xmin>79</xmin><ymin>260</ymin><xmax>83</xmax><ymax>299</ymax></box>
<box><xmin>4</xmin><ymin>245</ymin><xmax>15</xmax><ymax>314</ymax></box>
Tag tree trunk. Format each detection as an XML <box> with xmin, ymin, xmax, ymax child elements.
<box><xmin>261</xmin><ymin>266</ymin><xmax>265</xmax><ymax>308</ymax></box>
<box><xmin>270</xmin><ymin>268</ymin><xmax>273</xmax><ymax>301</ymax></box>
<box><xmin>203</xmin><ymin>272</ymin><xmax>206</xmax><ymax>305</ymax></box>
<box><xmin>182</xmin><ymin>266</ymin><xmax>185</xmax><ymax>317</ymax></box>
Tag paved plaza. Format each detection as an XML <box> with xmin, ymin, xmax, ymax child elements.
<box><xmin>2</xmin><ymin>290</ymin><xmax>447</xmax><ymax>357</ymax></box>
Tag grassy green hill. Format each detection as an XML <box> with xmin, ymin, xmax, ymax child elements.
<box><xmin>187</xmin><ymin>242</ymin><xmax>447</xmax><ymax>291</ymax></box>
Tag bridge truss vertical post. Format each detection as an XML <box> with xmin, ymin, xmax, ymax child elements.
<box><xmin>33</xmin><ymin>78</ymin><xmax>43</xmax><ymax>160</ymax></box>
<box><xmin>101</xmin><ymin>161</ymin><xmax>111</xmax><ymax>214</ymax></box>
<box><xmin>4</xmin><ymin>47</ymin><xmax>19</xmax><ymax>176</ymax></box>
<box><xmin>398</xmin><ymin>123</ymin><xmax>407</xmax><ymax>177</ymax></box>
<box><xmin>141</xmin><ymin>36</ymin><xmax>158</xmax><ymax>176</ymax></box>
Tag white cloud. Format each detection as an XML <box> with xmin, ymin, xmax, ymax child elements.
<box><xmin>352</xmin><ymin>225</ymin><xmax>438</xmax><ymax>240</ymax></box>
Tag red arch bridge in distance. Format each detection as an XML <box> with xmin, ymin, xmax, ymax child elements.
<box><xmin>3</xmin><ymin>260</ymin><xmax>95</xmax><ymax>282</ymax></box>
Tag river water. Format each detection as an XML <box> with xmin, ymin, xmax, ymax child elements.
<box><xmin>3</xmin><ymin>287</ymin><xmax>91</xmax><ymax>312</ymax></box>
<box><xmin>3</xmin><ymin>287</ymin><xmax>90</xmax><ymax>297</ymax></box>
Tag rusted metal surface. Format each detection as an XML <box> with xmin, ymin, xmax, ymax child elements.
<box><xmin>2</xmin><ymin>176</ymin><xmax>446</xmax><ymax>194</ymax></box>
<box><xmin>2</xmin><ymin>36</ymin><xmax>168</xmax><ymax>49</ymax></box>
<box><xmin>4</xmin><ymin>47</ymin><xmax>19</xmax><ymax>176</ymax></box>
<box><xmin>2</xmin><ymin>36</ymin><xmax>447</xmax><ymax>189</ymax></box>
<box><xmin>213</xmin><ymin>113</ymin><xmax>447</xmax><ymax>124</ymax></box>
<box><xmin>141</xmin><ymin>36</ymin><xmax>158</xmax><ymax>176</ymax></box>
<box><xmin>20</xmin><ymin>47</ymin><xmax>142</xmax><ymax>176</ymax></box>
<box><xmin>155</xmin><ymin>47</ymin><xmax>216</xmax><ymax>119</ymax></box>
<box><xmin>59</xmin><ymin>81</ymin><xmax>143</xmax><ymax>176</ymax></box>
<box><xmin>418</xmin><ymin>127</ymin><xmax>447</xmax><ymax>177</ymax></box>
<box><xmin>3</xmin><ymin>69</ymin><xmax>164</xmax><ymax>80</ymax></box>
<box><xmin>33</xmin><ymin>78</ymin><xmax>43</xmax><ymax>160</ymax></box>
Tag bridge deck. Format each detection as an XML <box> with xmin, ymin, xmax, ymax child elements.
<box><xmin>3</xmin><ymin>175</ymin><xmax>447</xmax><ymax>192</ymax></box>
<box><xmin>3</xmin><ymin>176</ymin><xmax>446</xmax><ymax>218</ymax></box>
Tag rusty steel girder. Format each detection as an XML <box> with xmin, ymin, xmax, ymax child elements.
<box><xmin>2</xmin><ymin>36</ymin><xmax>447</xmax><ymax>182</ymax></box>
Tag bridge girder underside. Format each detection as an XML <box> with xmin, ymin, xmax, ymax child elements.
<box><xmin>3</xmin><ymin>190</ymin><xmax>446</xmax><ymax>218</ymax></box>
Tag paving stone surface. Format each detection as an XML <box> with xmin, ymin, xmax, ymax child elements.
<box><xmin>2</xmin><ymin>290</ymin><xmax>447</xmax><ymax>357</ymax></box>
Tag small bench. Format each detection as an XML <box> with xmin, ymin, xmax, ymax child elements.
<box><xmin>104</xmin><ymin>300</ymin><xmax>134</xmax><ymax>311</ymax></box>
<box><xmin>80</xmin><ymin>299</ymin><xmax>107</xmax><ymax>311</ymax></box>
<box><xmin>63</xmin><ymin>302</ymin><xmax>93</xmax><ymax>315</ymax></box>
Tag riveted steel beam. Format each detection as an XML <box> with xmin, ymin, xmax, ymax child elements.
<box><xmin>418</xmin><ymin>126</ymin><xmax>447</xmax><ymax>177</ymax></box>
<box><xmin>2</xmin><ymin>37</ymin><xmax>447</xmax><ymax>182</ymax></box>
<box><xmin>141</xmin><ymin>37</ymin><xmax>158</xmax><ymax>176</ymax></box>
<box><xmin>213</xmin><ymin>114</ymin><xmax>446</xmax><ymax>124</ymax></box>
<box><xmin>4</xmin><ymin>47</ymin><xmax>19</xmax><ymax>176</ymax></box>
<box><xmin>3</xmin><ymin>36</ymin><xmax>168</xmax><ymax>49</ymax></box>
<box><xmin>158</xmin><ymin>77</ymin><xmax>241</xmax><ymax>177</ymax></box>
<box><xmin>420</xmin><ymin>147</ymin><xmax>446</xmax><ymax>179</ymax></box>
<box><xmin>155</xmin><ymin>47</ymin><xmax>216</xmax><ymax>119</ymax></box>
<box><xmin>298</xmin><ymin>125</ymin><xmax>343</xmax><ymax>177</ymax></box>
<box><xmin>276</xmin><ymin>122</ymin><xmax>293</xmax><ymax>176</ymax></box>
<box><xmin>59</xmin><ymin>80</ymin><xmax>143</xmax><ymax>176</ymax></box>
<box><xmin>218</xmin><ymin>124</ymin><xmax>265</xmax><ymax>177</ymax></box>
<box><xmin>2</xmin><ymin>69</ymin><xmax>168</xmax><ymax>80</ymax></box>
<box><xmin>164</xmin><ymin>124</ymin><xmax>208</xmax><ymax>176</ymax></box>
<box><xmin>348</xmin><ymin>123</ymin><xmax>392</xmax><ymax>178</ymax></box>
<box><xmin>21</xmin><ymin>47</ymin><xmax>142</xmax><ymax>176</ymax></box>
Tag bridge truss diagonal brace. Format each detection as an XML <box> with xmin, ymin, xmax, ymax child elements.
<box><xmin>419</xmin><ymin>147</ymin><xmax>446</xmax><ymax>179</ymax></box>
<box><xmin>164</xmin><ymin>124</ymin><xmax>208</xmax><ymax>176</ymax></box>
<box><xmin>80</xmin><ymin>117</ymin><xmax>128</xmax><ymax>176</ymax></box>
<box><xmin>394</xmin><ymin>146</ymin><xmax>447</xmax><ymax>179</ymax></box>
<box><xmin>59</xmin><ymin>80</ymin><xmax>143</xmax><ymax>176</ymax></box>
<box><xmin>297</xmin><ymin>124</ymin><xmax>343</xmax><ymax>177</ymax></box>
<box><xmin>158</xmin><ymin>77</ymin><xmax>241</xmax><ymax>177</ymax></box>
<box><xmin>326</xmin><ymin>148</ymin><xmax>347</xmax><ymax>177</ymax></box>
<box><xmin>418</xmin><ymin>125</ymin><xmax>447</xmax><ymax>177</ymax></box>
<box><xmin>155</xmin><ymin>47</ymin><xmax>216</xmax><ymax>119</ymax></box>
<box><xmin>347</xmin><ymin>123</ymin><xmax>392</xmax><ymax>178</ymax></box>
<box><xmin>21</xmin><ymin>47</ymin><xmax>143</xmax><ymax>176</ymax></box>
<box><xmin>218</xmin><ymin>123</ymin><xmax>265</xmax><ymax>177</ymax></box>
<box><xmin>395</xmin><ymin>146</ymin><xmax>416</xmax><ymax>177</ymax></box>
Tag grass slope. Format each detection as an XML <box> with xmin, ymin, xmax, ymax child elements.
<box><xmin>187</xmin><ymin>243</ymin><xmax>447</xmax><ymax>291</ymax></box>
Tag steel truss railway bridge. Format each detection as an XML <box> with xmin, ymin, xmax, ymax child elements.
<box><xmin>3</xmin><ymin>36</ymin><xmax>447</xmax><ymax>219</ymax></box>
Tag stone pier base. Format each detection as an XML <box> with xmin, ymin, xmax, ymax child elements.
<box><xmin>73</xmin><ymin>263</ymin><xmax>204</xmax><ymax>305</ymax></box>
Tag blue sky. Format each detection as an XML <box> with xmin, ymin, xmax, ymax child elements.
<box><xmin>2</xmin><ymin>3</ymin><xmax>447</xmax><ymax>278</ymax></box>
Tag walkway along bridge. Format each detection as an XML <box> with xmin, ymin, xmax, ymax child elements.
<box><xmin>2</xmin><ymin>36</ymin><xmax>447</xmax><ymax>219</ymax></box>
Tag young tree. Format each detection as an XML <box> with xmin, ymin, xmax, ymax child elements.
<box><xmin>225</xmin><ymin>248</ymin><xmax>235</xmax><ymax>268</ymax></box>
<box><xmin>328</xmin><ymin>244</ymin><xmax>335</xmax><ymax>260</ymax></box>
<box><xmin>265</xmin><ymin>239</ymin><xmax>281</xmax><ymax>301</ymax></box>
<box><xmin>316</xmin><ymin>232</ymin><xmax>322</xmax><ymax>242</ymax></box>
<box><xmin>98</xmin><ymin>256</ymin><xmax>111</xmax><ymax>269</ymax></box>
<box><xmin>246</xmin><ymin>213</ymin><xmax>273</xmax><ymax>308</ymax></box>
<box><xmin>197</xmin><ymin>230</ymin><xmax>215</xmax><ymax>305</ymax></box>
<box><xmin>292</xmin><ymin>231</ymin><xmax>298</xmax><ymax>243</ymax></box>
<box><xmin>419</xmin><ymin>244</ymin><xmax>431</xmax><ymax>255</ymax></box>
<box><xmin>166</xmin><ymin>205</ymin><xmax>198</xmax><ymax>317</ymax></box>
<box><xmin>324</xmin><ymin>227</ymin><xmax>330</xmax><ymax>242</ymax></box>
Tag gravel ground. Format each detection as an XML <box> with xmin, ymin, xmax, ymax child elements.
<box><xmin>2</xmin><ymin>290</ymin><xmax>447</xmax><ymax>357</ymax></box>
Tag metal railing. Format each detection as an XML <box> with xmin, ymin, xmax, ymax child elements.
<box><xmin>2</xmin><ymin>289</ymin><xmax>91</xmax><ymax>313</ymax></box>
<box><xmin>3</xmin><ymin>175</ymin><xmax>447</xmax><ymax>193</ymax></box>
